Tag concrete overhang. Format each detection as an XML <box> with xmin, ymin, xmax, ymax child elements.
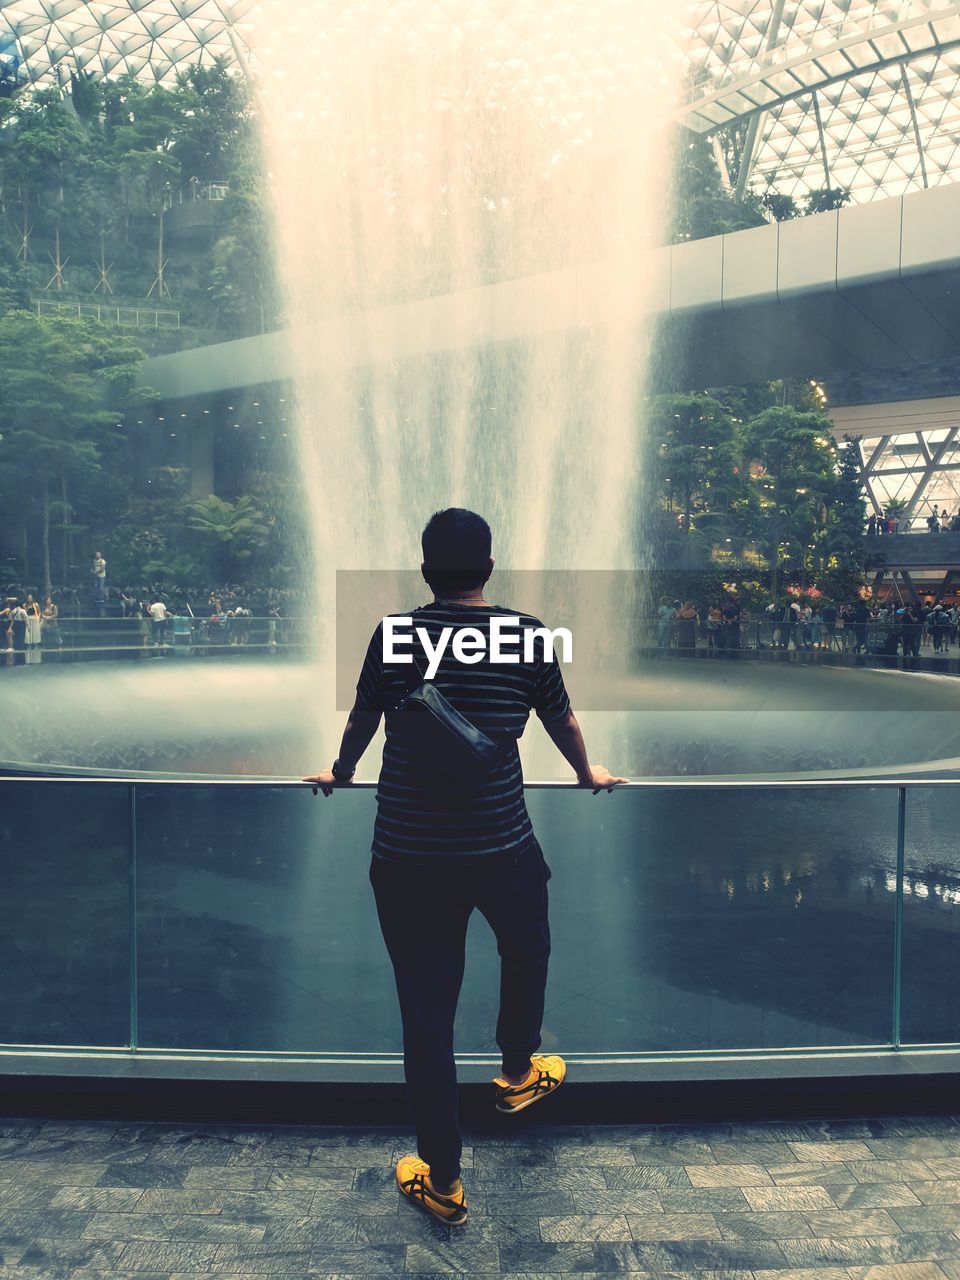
<box><xmin>140</xmin><ymin>182</ymin><xmax>960</xmax><ymax>401</ymax></box>
<box><xmin>830</xmin><ymin>395</ymin><xmax>960</xmax><ymax>439</ymax></box>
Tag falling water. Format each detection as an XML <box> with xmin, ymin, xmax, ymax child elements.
<box><xmin>248</xmin><ymin>1</ymin><xmax>683</xmax><ymax>767</ymax></box>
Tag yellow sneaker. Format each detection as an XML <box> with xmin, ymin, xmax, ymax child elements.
<box><xmin>493</xmin><ymin>1053</ymin><xmax>567</xmax><ymax>1114</ymax></box>
<box><xmin>395</xmin><ymin>1155</ymin><xmax>468</xmax><ymax>1225</ymax></box>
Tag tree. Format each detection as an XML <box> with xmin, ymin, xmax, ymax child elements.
<box><xmin>670</xmin><ymin>126</ymin><xmax>767</xmax><ymax>243</ymax></box>
<box><xmin>172</xmin><ymin>59</ymin><xmax>250</xmax><ymax>183</ymax></box>
<box><xmin>0</xmin><ymin>66</ymin><xmax>266</xmax><ymax>337</ymax></box>
<box><xmin>804</xmin><ymin>187</ymin><xmax>851</xmax><ymax>215</ymax></box>
<box><xmin>758</xmin><ymin>185</ymin><xmax>851</xmax><ymax>223</ymax></box>
<box><xmin>206</xmin><ymin>189</ymin><xmax>276</xmax><ymax>336</ymax></box>
<box><xmin>761</xmin><ymin>192</ymin><xmax>799</xmax><ymax>221</ymax></box>
<box><xmin>819</xmin><ymin>436</ymin><xmax>866</xmax><ymax>598</ymax></box>
<box><xmin>185</xmin><ymin>494</ymin><xmax>272</xmax><ymax>580</ymax></box>
<box><xmin>0</xmin><ymin>310</ymin><xmax>148</xmax><ymax>595</ymax></box>
<box><xmin>741</xmin><ymin>406</ymin><xmax>838</xmax><ymax>599</ymax></box>
<box><xmin>648</xmin><ymin>392</ymin><xmax>740</xmax><ymax>533</ymax></box>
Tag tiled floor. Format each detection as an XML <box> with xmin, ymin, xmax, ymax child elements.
<box><xmin>4</xmin><ymin>1114</ymin><xmax>960</xmax><ymax>1276</ymax></box>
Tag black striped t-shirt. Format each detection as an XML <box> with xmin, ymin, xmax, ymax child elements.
<box><xmin>354</xmin><ymin>601</ymin><xmax>571</xmax><ymax>863</ymax></box>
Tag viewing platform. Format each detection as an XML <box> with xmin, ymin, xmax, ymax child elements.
<box><xmin>5</xmin><ymin>774</ymin><xmax>960</xmax><ymax>1275</ymax></box>
<box><xmin>865</xmin><ymin>532</ymin><xmax>960</xmax><ymax>598</ymax></box>
<box><xmin>866</xmin><ymin>533</ymin><xmax>960</xmax><ymax>572</ymax></box>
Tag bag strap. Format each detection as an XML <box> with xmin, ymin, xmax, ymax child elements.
<box><xmin>395</xmin><ymin>646</ymin><xmax>428</xmax><ymax>705</ymax></box>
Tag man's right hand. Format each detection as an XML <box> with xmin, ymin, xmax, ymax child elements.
<box><xmin>303</xmin><ymin>768</ymin><xmax>353</xmax><ymax>797</ymax></box>
<box><xmin>578</xmin><ymin>765</ymin><xmax>628</xmax><ymax>794</ymax></box>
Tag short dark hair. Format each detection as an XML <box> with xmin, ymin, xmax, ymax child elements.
<box><xmin>421</xmin><ymin>508</ymin><xmax>492</xmax><ymax>592</ymax></box>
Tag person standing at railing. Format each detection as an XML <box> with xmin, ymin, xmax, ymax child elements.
<box><xmin>41</xmin><ymin>596</ymin><xmax>61</xmax><ymax>651</ymax></box>
<box><xmin>920</xmin><ymin>600</ymin><xmax>934</xmax><ymax>648</ymax></box>
<box><xmin>172</xmin><ymin>609</ymin><xmax>191</xmax><ymax>651</ymax></box>
<box><xmin>148</xmin><ymin>596</ymin><xmax>170</xmax><ymax>646</ymax></box>
<box><xmin>231</xmin><ymin>604</ymin><xmax>251</xmax><ymax>646</ymax></box>
<box><xmin>656</xmin><ymin>597</ymin><xmax>675</xmax><ymax>649</ymax></box>
<box><xmin>902</xmin><ymin>601</ymin><xmax>922</xmax><ymax>660</ymax></box>
<box><xmin>676</xmin><ymin>601</ymin><xmax>697</xmax><ymax>655</ymax></box>
<box><xmin>0</xmin><ymin>599</ymin><xmax>14</xmax><ymax>666</ymax></box>
<box><xmin>809</xmin><ymin>605</ymin><xmax>822</xmax><ymax>649</ymax></box>
<box><xmin>91</xmin><ymin>551</ymin><xmax>107</xmax><ymax>606</ymax></box>
<box><xmin>821</xmin><ymin>600</ymin><xmax>838</xmax><ymax>650</ymax></box>
<box><xmin>782</xmin><ymin>598</ymin><xmax>800</xmax><ymax>651</ymax></box>
<box><xmin>800</xmin><ymin>602</ymin><xmax>813</xmax><ymax>650</ymax></box>
<box><xmin>720</xmin><ymin>595</ymin><xmax>742</xmax><ymax>655</ymax></box>
<box><xmin>853</xmin><ymin>600</ymin><xmax>870</xmax><ymax>654</ymax></box>
<box><xmin>838</xmin><ymin>602</ymin><xmax>853</xmax><ymax>650</ymax></box>
<box><xmin>7</xmin><ymin>598</ymin><xmax>27</xmax><ymax>666</ymax></box>
<box><xmin>931</xmin><ymin>605</ymin><xmax>950</xmax><ymax>653</ymax></box>
<box><xmin>304</xmin><ymin>507</ymin><xmax>626</xmax><ymax>1227</ymax></box>
<box><xmin>23</xmin><ymin>594</ymin><xmax>41</xmax><ymax>664</ymax></box>
<box><xmin>706</xmin><ymin>602</ymin><xmax>722</xmax><ymax>655</ymax></box>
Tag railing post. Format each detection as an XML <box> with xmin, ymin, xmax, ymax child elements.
<box><xmin>892</xmin><ymin>784</ymin><xmax>906</xmax><ymax>1050</ymax></box>
<box><xmin>128</xmin><ymin>783</ymin><xmax>139</xmax><ymax>1051</ymax></box>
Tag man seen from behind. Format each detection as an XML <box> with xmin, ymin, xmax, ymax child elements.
<box><xmin>304</xmin><ymin>508</ymin><xmax>626</xmax><ymax>1225</ymax></box>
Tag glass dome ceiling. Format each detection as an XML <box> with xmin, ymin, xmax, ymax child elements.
<box><xmin>679</xmin><ymin>1</ymin><xmax>960</xmax><ymax>200</ymax></box>
<box><xmin>3</xmin><ymin>0</ymin><xmax>960</xmax><ymax>203</ymax></box>
<box><xmin>0</xmin><ymin>1</ymin><xmax>254</xmax><ymax>87</ymax></box>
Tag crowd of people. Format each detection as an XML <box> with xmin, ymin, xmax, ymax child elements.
<box><xmin>655</xmin><ymin>595</ymin><xmax>960</xmax><ymax>659</ymax></box>
<box><xmin>6</xmin><ymin>542</ymin><xmax>960</xmax><ymax>671</ymax></box>
<box><xmin>867</xmin><ymin>505</ymin><xmax>960</xmax><ymax>535</ymax></box>
<box><xmin>1</xmin><ymin>574</ymin><xmax>302</xmax><ymax>667</ymax></box>
<box><xmin>0</xmin><ymin>593</ymin><xmax>61</xmax><ymax>663</ymax></box>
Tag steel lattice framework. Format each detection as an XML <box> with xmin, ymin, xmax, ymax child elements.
<box><xmin>3</xmin><ymin>1</ymin><xmax>960</xmax><ymax>203</ymax></box>
<box><xmin>680</xmin><ymin>1</ymin><xmax>960</xmax><ymax>200</ymax></box>
<box><xmin>0</xmin><ymin>1</ymin><xmax>254</xmax><ymax>87</ymax></box>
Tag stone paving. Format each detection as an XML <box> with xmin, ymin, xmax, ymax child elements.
<box><xmin>3</xmin><ymin>1113</ymin><xmax>960</xmax><ymax>1276</ymax></box>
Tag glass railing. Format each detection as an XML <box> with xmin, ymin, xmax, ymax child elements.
<box><xmin>646</xmin><ymin>619</ymin><xmax>960</xmax><ymax>666</ymax></box>
<box><xmin>1</xmin><ymin>614</ymin><xmax>310</xmax><ymax>663</ymax></box>
<box><xmin>2</xmin><ymin>776</ymin><xmax>959</xmax><ymax>1066</ymax></box>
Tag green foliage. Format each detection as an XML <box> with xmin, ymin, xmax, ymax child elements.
<box><xmin>206</xmin><ymin>189</ymin><xmax>276</xmax><ymax>335</ymax></box>
<box><xmin>0</xmin><ymin>59</ymin><xmax>868</xmax><ymax>603</ymax></box>
<box><xmin>185</xmin><ymin>494</ymin><xmax>272</xmax><ymax>579</ymax></box>
<box><xmin>761</xmin><ymin>192</ymin><xmax>799</xmax><ymax>221</ymax></box>
<box><xmin>648</xmin><ymin>392</ymin><xmax>742</xmax><ymax>527</ymax></box>
<box><xmin>643</xmin><ymin>384</ymin><xmax>869</xmax><ymax>602</ymax></box>
<box><xmin>670</xmin><ymin>127</ymin><xmax>767</xmax><ymax>243</ymax></box>
<box><xmin>739</xmin><ymin>405</ymin><xmax>837</xmax><ymax>594</ymax></box>
<box><xmin>69</xmin><ymin>71</ymin><xmax>100</xmax><ymax>123</ymax></box>
<box><xmin>759</xmin><ymin>187</ymin><xmax>852</xmax><ymax>222</ymax></box>
<box><xmin>0</xmin><ymin>309</ymin><xmax>149</xmax><ymax>591</ymax></box>
<box><xmin>670</xmin><ymin>71</ymin><xmax>852</xmax><ymax>245</ymax></box>
<box><xmin>818</xmin><ymin>436</ymin><xmax>866</xmax><ymax>598</ymax></box>
<box><xmin>804</xmin><ymin>187</ymin><xmax>851</xmax><ymax>215</ymax></box>
<box><xmin>0</xmin><ymin>59</ymin><xmax>271</xmax><ymax>342</ymax></box>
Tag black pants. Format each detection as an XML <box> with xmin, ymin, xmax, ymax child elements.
<box><xmin>370</xmin><ymin>839</ymin><xmax>552</xmax><ymax>1186</ymax></box>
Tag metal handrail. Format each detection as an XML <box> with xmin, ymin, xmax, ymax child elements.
<box><xmin>2</xmin><ymin>776</ymin><xmax>960</xmax><ymax>788</ymax></box>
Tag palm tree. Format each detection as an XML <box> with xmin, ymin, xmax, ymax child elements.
<box><xmin>185</xmin><ymin>494</ymin><xmax>270</xmax><ymax>578</ymax></box>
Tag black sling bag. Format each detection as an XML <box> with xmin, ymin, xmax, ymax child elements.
<box><xmin>392</xmin><ymin>651</ymin><xmax>504</xmax><ymax>781</ymax></box>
